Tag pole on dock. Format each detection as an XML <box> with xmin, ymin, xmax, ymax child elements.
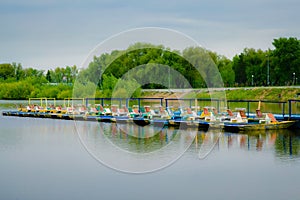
<box><xmin>138</xmin><ymin>99</ymin><xmax>141</xmax><ymax>112</ymax></box>
<box><xmin>247</xmin><ymin>102</ymin><xmax>250</xmax><ymax>117</ymax></box>
<box><xmin>282</xmin><ymin>102</ymin><xmax>285</xmax><ymax>118</ymax></box>
<box><xmin>195</xmin><ymin>99</ymin><xmax>198</xmax><ymax>114</ymax></box>
<box><xmin>126</xmin><ymin>98</ymin><xmax>129</xmax><ymax>108</ymax></box>
<box><xmin>119</xmin><ymin>99</ymin><xmax>122</xmax><ymax>108</ymax></box>
<box><xmin>288</xmin><ymin>100</ymin><xmax>292</xmax><ymax>119</ymax></box>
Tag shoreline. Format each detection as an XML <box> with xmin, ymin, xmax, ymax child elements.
<box><xmin>0</xmin><ymin>87</ymin><xmax>299</xmax><ymax>101</ymax></box>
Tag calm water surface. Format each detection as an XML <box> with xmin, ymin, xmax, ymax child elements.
<box><xmin>1</xmin><ymin>101</ymin><xmax>300</xmax><ymax>200</ymax></box>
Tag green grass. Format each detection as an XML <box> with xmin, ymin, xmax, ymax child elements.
<box><xmin>194</xmin><ymin>88</ymin><xmax>300</xmax><ymax>101</ymax></box>
<box><xmin>142</xmin><ymin>88</ymin><xmax>300</xmax><ymax>101</ymax></box>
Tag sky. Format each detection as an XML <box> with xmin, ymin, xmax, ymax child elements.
<box><xmin>1</xmin><ymin>0</ymin><xmax>300</xmax><ymax>70</ymax></box>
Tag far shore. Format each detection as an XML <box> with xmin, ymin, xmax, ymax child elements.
<box><xmin>0</xmin><ymin>87</ymin><xmax>299</xmax><ymax>101</ymax></box>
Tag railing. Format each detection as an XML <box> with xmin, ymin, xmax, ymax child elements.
<box><xmin>78</xmin><ymin>97</ymin><xmax>299</xmax><ymax>119</ymax></box>
<box><xmin>85</xmin><ymin>98</ymin><xmax>126</xmax><ymax>108</ymax></box>
<box><xmin>85</xmin><ymin>97</ymin><xmax>164</xmax><ymax>112</ymax></box>
<box><xmin>126</xmin><ymin>98</ymin><xmax>163</xmax><ymax>112</ymax></box>
<box><xmin>227</xmin><ymin>99</ymin><xmax>287</xmax><ymax>117</ymax></box>
<box><xmin>165</xmin><ymin>98</ymin><xmax>222</xmax><ymax>112</ymax></box>
<box><xmin>64</xmin><ymin>98</ymin><xmax>85</xmax><ymax>107</ymax></box>
<box><xmin>288</xmin><ymin>99</ymin><xmax>300</xmax><ymax>118</ymax></box>
<box><xmin>29</xmin><ymin>98</ymin><xmax>56</xmax><ymax>107</ymax></box>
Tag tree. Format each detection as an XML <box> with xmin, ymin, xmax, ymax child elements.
<box><xmin>23</xmin><ymin>67</ymin><xmax>44</xmax><ymax>78</ymax></box>
<box><xmin>183</xmin><ymin>47</ymin><xmax>223</xmax><ymax>88</ymax></box>
<box><xmin>207</xmin><ymin>51</ymin><xmax>234</xmax><ymax>86</ymax></box>
<box><xmin>243</xmin><ymin>48</ymin><xmax>268</xmax><ymax>86</ymax></box>
<box><xmin>232</xmin><ymin>53</ymin><xmax>247</xmax><ymax>86</ymax></box>
<box><xmin>272</xmin><ymin>37</ymin><xmax>300</xmax><ymax>85</ymax></box>
<box><xmin>218</xmin><ymin>57</ymin><xmax>235</xmax><ymax>86</ymax></box>
<box><xmin>0</xmin><ymin>63</ymin><xmax>15</xmax><ymax>80</ymax></box>
<box><xmin>14</xmin><ymin>63</ymin><xmax>23</xmax><ymax>81</ymax></box>
<box><xmin>232</xmin><ymin>48</ymin><xmax>269</xmax><ymax>86</ymax></box>
<box><xmin>46</xmin><ymin>70</ymin><xmax>51</xmax><ymax>82</ymax></box>
<box><xmin>70</xmin><ymin>65</ymin><xmax>78</xmax><ymax>83</ymax></box>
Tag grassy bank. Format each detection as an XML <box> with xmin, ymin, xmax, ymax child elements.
<box><xmin>1</xmin><ymin>86</ymin><xmax>299</xmax><ymax>102</ymax></box>
<box><xmin>204</xmin><ymin>88</ymin><xmax>300</xmax><ymax>101</ymax></box>
<box><xmin>142</xmin><ymin>87</ymin><xmax>300</xmax><ymax>101</ymax></box>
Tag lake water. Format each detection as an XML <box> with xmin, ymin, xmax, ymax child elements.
<box><xmin>1</xmin><ymin>101</ymin><xmax>300</xmax><ymax>200</ymax></box>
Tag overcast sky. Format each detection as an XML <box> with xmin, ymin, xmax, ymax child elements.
<box><xmin>1</xmin><ymin>0</ymin><xmax>299</xmax><ymax>69</ymax></box>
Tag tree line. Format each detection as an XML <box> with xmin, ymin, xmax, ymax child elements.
<box><xmin>78</xmin><ymin>37</ymin><xmax>300</xmax><ymax>89</ymax></box>
<box><xmin>0</xmin><ymin>64</ymin><xmax>77</xmax><ymax>99</ymax></box>
<box><xmin>0</xmin><ymin>37</ymin><xmax>299</xmax><ymax>99</ymax></box>
<box><xmin>233</xmin><ymin>37</ymin><xmax>300</xmax><ymax>86</ymax></box>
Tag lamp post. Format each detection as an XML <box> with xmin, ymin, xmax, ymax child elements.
<box><xmin>161</xmin><ymin>52</ymin><xmax>170</xmax><ymax>92</ymax></box>
<box><xmin>267</xmin><ymin>54</ymin><xmax>270</xmax><ymax>86</ymax></box>
<box><xmin>293</xmin><ymin>72</ymin><xmax>296</xmax><ymax>85</ymax></box>
<box><xmin>168</xmin><ymin>66</ymin><xmax>170</xmax><ymax>92</ymax></box>
<box><xmin>252</xmin><ymin>75</ymin><xmax>254</xmax><ymax>86</ymax></box>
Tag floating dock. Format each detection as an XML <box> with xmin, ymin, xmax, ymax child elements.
<box><xmin>2</xmin><ymin>98</ymin><xmax>300</xmax><ymax>130</ymax></box>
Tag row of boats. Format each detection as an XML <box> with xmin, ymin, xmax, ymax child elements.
<box><xmin>2</xmin><ymin>103</ymin><xmax>296</xmax><ymax>132</ymax></box>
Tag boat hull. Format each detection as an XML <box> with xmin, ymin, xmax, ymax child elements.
<box><xmin>133</xmin><ymin>117</ymin><xmax>151</xmax><ymax>126</ymax></box>
<box><xmin>224</xmin><ymin>121</ymin><xmax>295</xmax><ymax>132</ymax></box>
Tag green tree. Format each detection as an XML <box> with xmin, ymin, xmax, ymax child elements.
<box><xmin>243</xmin><ymin>48</ymin><xmax>268</xmax><ymax>86</ymax></box>
<box><xmin>14</xmin><ymin>63</ymin><xmax>23</xmax><ymax>81</ymax></box>
<box><xmin>23</xmin><ymin>67</ymin><xmax>44</xmax><ymax>78</ymax></box>
<box><xmin>232</xmin><ymin>54</ymin><xmax>247</xmax><ymax>86</ymax></box>
<box><xmin>183</xmin><ymin>47</ymin><xmax>219</xmax><ymax>88</ymax></box>
<box><xmin>70</xmin><ymin>65</ymin><xmax>78</xmax><ymax>83</ymax></box>
<box><xmin>0</xmin><ymin>63</ymin><xmax>15</xmax><ymax>80</ymax></box>
<box><xmin>46</xmin><ymin>70</ymin><xmax>51</xmax><ymax>82</ymax></box>
<box><xmin>232</xmin><ymin>48</ymin><xmax>269</xmax><ymax>86</ymax></box>
<box><xmin>73</xmin><ymin>81</ymin><xmax>97</xmax><ymax>98</ymax></box>
<box><xmin>218</xmin><ymin>57</ymin><xmax>235</xmax><ymax>86</ymax></box>
<box><xmin>272</xmin><ymin>37</ymin><xmax>300</xmax><ymax>85</ymax></box>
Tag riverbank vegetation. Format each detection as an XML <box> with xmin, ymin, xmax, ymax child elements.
<box><xmin>1</xmin><ymin>37</ymin><xmax>300</xmax><ymax>100</ymax></box>
<box><xmin>190</xmin><ymin>88</ymin><xmax>300</xmax><ymax>101</ymax></box>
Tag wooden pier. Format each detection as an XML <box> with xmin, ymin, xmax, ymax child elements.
<box><xmin>2</xmin><ymin>98</ymin><xmax>300</xmax><ymax>129</ymax></box>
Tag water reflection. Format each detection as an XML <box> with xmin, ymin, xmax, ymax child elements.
<box><xmin>76</xmin><ymin>121</ymin><xmax>300</xmax><ymax>165</ymax></box>
<box><xmin>76</xmin><ymin>121</ymin><xmax>197</xmax><ymax>173</ymax></box>
<box><xmin>1</xmin><ymin>105</ymin><xmax>300</xmax><ymax>199</ymax></box>
<box><xmin>1</xmin><ymin>108</ymin><xmax>300</xmax><ymax>170</ymax></box>
<box><xmin>275</xmin><ymin>131</ymin><xmax>300</xmax><ymax>161</ymax></box>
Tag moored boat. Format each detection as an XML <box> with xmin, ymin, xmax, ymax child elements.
<box><xmin>224</xmin><ymin>113</ymin><xmax>295</xmax><ymax>132</ymax></box>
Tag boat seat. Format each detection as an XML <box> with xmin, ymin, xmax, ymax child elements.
<box><xmin>186</xmin><ymin>107</ymin><xmax>193</xmax><ymax>114</ymax></box>
<box><xmin>111</xmin><ymin>106</ymin><xmax>118</xmax><ymax>113</ymax></box>
<box><xmin>239</xmin><ymin>110</ymin><xmax>247</xmax><ymax>118</ymax></box>
<box><xmin>267</xmin><ymin>113</ymin><xmax>277</xmax><ymax>123</ymax></box>
<box><xmin>256</xmin><ymin>109</ymin><xmax>263</xmax><ymax>118</ymax></box>
<box><xmin>97</xmin><ymin>105</ymin><xmax>104</xmax><ymax>112</ymax></box>
<box><xmin>212</xmin><ymin>108</ymin><xmax>218</xmax><ymax>116</ymax></box>
<box><xmin>140</xmin><ymin>107</ymin><xmax>146</xmax><ymax>113</ymax></box>
<box><xmin>227</xmin><ymin>109</ymin><xmax>234</xmax><ymax>117</ymax></box>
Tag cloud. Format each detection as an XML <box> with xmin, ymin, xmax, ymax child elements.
<box><xmin>1</xmin><ymin>0</ymin><xmax>300</xmax><ymax>69</ymax></box>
